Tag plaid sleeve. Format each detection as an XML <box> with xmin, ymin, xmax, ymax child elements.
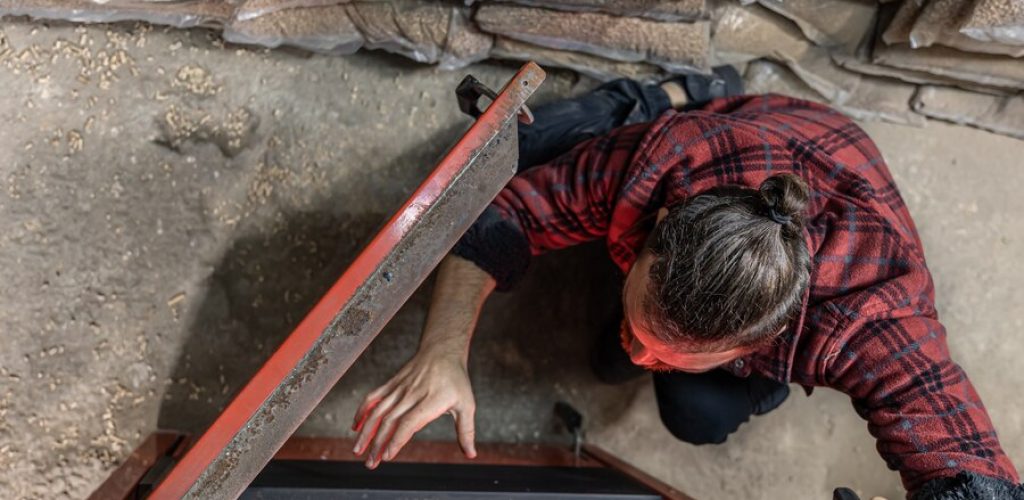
<box><xmin>824</xmin><ymin>312</ymin><xmax>1019</xmax><ymax>494</ymax></box>
<box><xmin>453</xmin><ymin>122</ymin><xmax>649</xmax><ymax>290</ymax></box>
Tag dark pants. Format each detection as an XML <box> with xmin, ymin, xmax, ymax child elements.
<box><xmin>517</xmin><ymin>79</ymin><xmax>672</xmax><ymax>170</ymax></box>
<box><xmin>653</xmin><ymin>369</ymin><xmax>790</xmax><ymax>445</ymax></box>
<box><xmin>519</xmin><ymin>79</ymin><xmax>790</xmax><ymax>445</ymax></box>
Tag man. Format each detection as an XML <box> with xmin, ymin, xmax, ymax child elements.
<box><xmin>351</xmin><ymin>70</ymin><xmax>1022</xmax><ymax>499</ymax></box>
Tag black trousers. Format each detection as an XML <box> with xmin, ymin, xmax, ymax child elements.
<box><xmin>519</xmin><ymin>79</ymin><xmax>790</xmax><ymax>445</ymax></box>
<box><xmin>517</xmin><ymin>79</ymin><xmax>672</xmax><ymax>170</ymax></box>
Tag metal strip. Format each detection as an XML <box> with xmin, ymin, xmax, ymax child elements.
<box><xmin>274</xmin><ymin>437</ymin><xmax>601</xmax><ymax>467</ymax></box>
<box><xmin>582</xmin><ymin>444</ymin><xmax>695</xmax><ymax>500</ymax></box>
<box><xmin>87</xmin><ymin>432</ymin><xmax>185</xmax><ymax>500</ymax></box>
<box><xmin>149</xmin><ymin>63</ymin><xmax>545</xmax><ymax>499</ymax></box>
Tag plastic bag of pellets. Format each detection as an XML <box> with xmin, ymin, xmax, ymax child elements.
<box><xmin>234</xmin><ymin>0</ymin><xmax>349</xmax><ymax>21</ymax></box>
<box><xmin>0</xmin><ymin>0</ymin><xmax>491</xmax><ymax>68</ymax></box>
<box><xmin>474</xmin><ymin>3</ymin><xmax>710</xmax><ymax>73</ymax></box>
<box><xmin>346</xmin><ymin>0</ymin><xmax>491</xmax><ymax>67</ymax></box>
<box><xmin>960</xmin><ymin>0</ymin><xmax>1024</xmax><ymax>46</ymax></box>
<box><xmin>438</xmin><ymin>6</ymin><xmax>493</xmax><ymax>69</ymax></box>
<box><xmin>463</xmin><ymin>0</ymin><xmax>705</xmax><ymax>22</ymax></box>
<box><xmin>903</xmin><ymin>0</ymin><xmax>1024</xmax><ymax>57</ymax></box>
<box><xmin>224</xmin><ymin>1</ymin><xmax>491</xmax><ymax>68</ymax></box>
<box><xmin>223</xmin><ymin>3</ymin><xmax>365</xmax><ymax>54</ymax></box>
<box><xmin>0</xmin><ymin>0</ymin><xmax>237</xmax><ymax>29</ymax></box>
<box><xmin>490</xmin><ymin>36</ymin><xmax>665</xmax><ymax>82</ymax></box>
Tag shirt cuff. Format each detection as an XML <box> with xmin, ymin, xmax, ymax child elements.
<box><xmin>451</xmin><ymin>205</ymin><xmax>531</xmax><ymax>291</ymax></box>
<box><xmin>911</xmin><ymin>472</ymin><xmax>1023</xmax><ymax>500</ymax></box>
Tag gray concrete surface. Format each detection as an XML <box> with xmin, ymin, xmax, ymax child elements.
<box><xmin>0</xmin><ymin>19</ymin><xmax>1021</xmax><ymax>500</ymax></box>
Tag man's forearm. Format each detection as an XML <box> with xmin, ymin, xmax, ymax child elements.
<box><xmin>418</xmin><ymin>254</ymin><xmax>496</xmax><ymax>364</ymax></box>
<box><xmin>352</xmin><ymin>253</ymin><xmax>492</xmax><ymax>466</ymax></box>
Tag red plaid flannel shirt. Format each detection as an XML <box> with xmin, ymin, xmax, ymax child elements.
<box><xmin>460</xmin><ymin>95</ymin><xmax>1018</xmax><ymax>493</ymax></box>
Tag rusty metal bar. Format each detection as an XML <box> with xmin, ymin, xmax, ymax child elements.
<box><xmin>582</xmin><ymin>444</ymin><xmax>695</xmax><ymax>500</ymax></box>
<box><xmin>275</xmin><ymin>436</ymin><xmax>601</xmax><ymax>467</ymax></box>
<box><xmin>87</xmin><ymin>432</ymin><xmax>186</xmax><ymax>500</ymax></box>
<box><xmin>149</xmin><ymin>62</ymin><xmax>545</xmax><ymax>499</ymax></box>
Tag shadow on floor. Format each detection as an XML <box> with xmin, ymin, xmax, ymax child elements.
<box><xmin>156</xmin><ymin>206</ymin><xmax>384</xmax><ymax>431</ymax></box>
<box><xmin>157</xmin><ymin>121</ymin><xmax>642</xmax><ymax>451</ymax></box>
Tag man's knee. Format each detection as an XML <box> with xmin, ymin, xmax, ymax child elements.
<box><xmin>658</xmin><ymin>403</ymin><xmax>745</xmax><ymax>445</ymax></box>
<box><xmin>653</xmin><ymin>370</ymin><xmax>759</xmax><ymax>446</ymax></box>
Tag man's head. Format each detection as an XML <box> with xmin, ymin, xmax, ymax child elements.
<box><xmin>623</xmin><ymin>174</ymin><xmax>811</xmax><ymax>372</ymax></box>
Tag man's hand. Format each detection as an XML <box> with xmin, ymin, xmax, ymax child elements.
<box><xmin>352</xmin><ymin>349</ymin><xmax>477</xmax><ymax>469</ymax></box>
<box><xmin>352</xmin><ymin>254</ymin><xmax>493</xmax><ymax>469</ymax></box>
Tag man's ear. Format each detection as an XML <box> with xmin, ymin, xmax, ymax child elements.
<box><xmin>656</xmin><ymin>207</ymin><xmax>670</xmax><ymax>224</ymax></box>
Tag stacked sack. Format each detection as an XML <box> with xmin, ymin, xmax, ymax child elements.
<box><xmin>708</xmin><ymin>0</ymin><xmax>926</xmax><ymax>125</ymax></box>
<box><xmin>1</xmin><ymin>0</ymin><xmax>1022</xmax><ymax>139</ymax></box>
<box><xmin>0</xmin><ymin>0</ymin><xmax>496</xmax><ymax>69</ymax></box>
<box><xmin>709</xmin><ymin>0</ymin><xmax>1023</xmax><ymax>137</ymax></box>
<box><xmin>0</xmin><ymin>0</ymin><xmax>710</xmax><ymax>73</ymax></box>
<box><xmin>0</xmin><ymin>0</ymin><xmax>712</xmax><ymax>76</ymax></box>
<box><xmin>472</xmin><ymin>0</ymin><xmax>709</xmax><ymax>80</ymax></box>
<box><xmin>872</xmin><ymin>0</ymin><xmax>1024</xmax><ymax>139</ymax></box>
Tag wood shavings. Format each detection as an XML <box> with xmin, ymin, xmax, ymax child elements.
<box><xmin>66</xmin><ymin>130</ymin><xmax>84</xmax><ymax>155</ymax></box>
<box><xmin>167</xmin><ymin>292</ymin><xmax>186</xmax><ymax>307</ymax></box>
<box><xmin>0</xmin><ymin>29</ymin><xmax>139</xmax><ymax>90</ymax></box>
<box><xmin>156</xmin><ymin>104</ymin><xmax>260</xmax><ymax>157</ymax></box>
<box><xmin>172</xmin><ymin>64</ymin><xmax>221</xmax><ymax>96</ymax></box>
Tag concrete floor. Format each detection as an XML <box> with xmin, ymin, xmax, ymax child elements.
<box><xmin>0</xmin><ymin>19</ymin><xmax>1021</xmax><ymax>500</ymax></box>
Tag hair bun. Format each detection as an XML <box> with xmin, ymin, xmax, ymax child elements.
<box><xmin>759</xmin><ymin>174</ymin><xmax>809</xmax><ymax>225</ymax></box>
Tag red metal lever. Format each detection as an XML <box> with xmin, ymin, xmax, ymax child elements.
<box><xmin>148</xmin><ymin>62</ymin><xmax>545</xmax><ymax>499</ymax></box>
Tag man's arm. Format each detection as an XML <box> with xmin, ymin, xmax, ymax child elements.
<box><xmin>824</xmin><ymin>312</ymin><xmax>1020</xmax><ymax>498</ymax></box>
<box><xmin>352</xmin><ymin>254</ymin><xmax>494</xmax><ymax>468</ymax></box>
<box><xmin>453</xmin><ymin>122</ymin><xmax>651</xmax><ymax>290</ymax></box>
<box><xmin>352</xmin><ymin>122</ymin><xmax>650</xmax><ymax>466</ymax></box>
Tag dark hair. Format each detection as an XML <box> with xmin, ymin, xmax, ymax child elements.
<box><xmin>643</xmin><ymin>174</ymin><xmax>811</xmax><ymax>352</ymax></box>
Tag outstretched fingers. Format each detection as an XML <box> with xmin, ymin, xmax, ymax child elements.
<box><xmin>365</xmin><ymin>393</ymin><xmax>424</xmax><ymax>469</ymax></box>
<box><xmin>353</xmin><ymin>388</ymin><xmax>404</xmax><ymax>456</ymax></box>
<box><xmin>381</xmin><ymin>398</ymin><xmax>451</xmax><ymax>463</ymax></box>
<box><xmin>352</xmin><ymin>381</ymin><xmax>396</xmax><ymax>432</ymax></box>
<box><xmin>350</xmin><ymin>356</ymin><xmax>475</xmax><ymax>469</ymax></box>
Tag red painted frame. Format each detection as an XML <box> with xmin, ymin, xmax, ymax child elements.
<box><xmin>148</xmin><ymin>63</ymin><xmax>545</xmax><ymax>499</ymax></box>
<box><xmin>92</xmin><ymin>432</ymin><xmax>606</xmax><ymax>500</ymax></box>
<box><xmin>92</xmin><ymin>433</ymin><xmax>700</xmax><ymax>500</ymax></box>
